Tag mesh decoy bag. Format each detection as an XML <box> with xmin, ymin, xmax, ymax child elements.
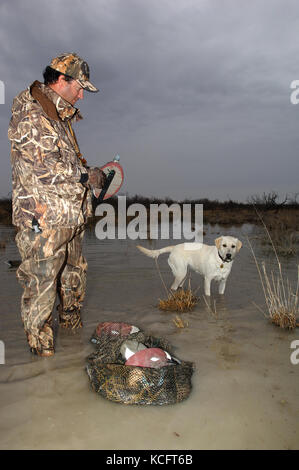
<box><xmin>86</xmin><ymin>322</ymin><xmax>194</xmax><ymax>406</ymax></box>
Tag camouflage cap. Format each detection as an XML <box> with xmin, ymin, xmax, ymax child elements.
<box><xmin>50</xmin><ymin>53</ymin><xmax>99</xmax><ymax>92</ymax></box>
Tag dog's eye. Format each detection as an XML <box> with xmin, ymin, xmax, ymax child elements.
<box><xmin>231</xmin><ymin>245</ymin><xmax>235</xmax><ymax>248</ymax></box>
<box><xmin>223</xmin><ymin>244</ymin><xmax>227</xmax><ymax>247</ymax></box>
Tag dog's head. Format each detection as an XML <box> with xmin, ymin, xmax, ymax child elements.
<box><xmin>215</xmin><ymin>236</ymin><xmax>242</xmax><ymax>262</ymax></box>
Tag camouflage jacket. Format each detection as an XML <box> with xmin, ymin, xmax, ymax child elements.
<box><xmin>8</xmin><ymin>80</ymin><xmax>92</xmax><ymax>229</ymax></box>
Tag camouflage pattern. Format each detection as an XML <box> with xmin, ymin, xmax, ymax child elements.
<box><xmin>8</xmin><ymin>80</ymin><xmax>92</xmax><ymax>229</ymax></box>
<box><xmin>50</xmin><ymin>53</ymin><xmax>99</xmax><ymax>92</ymax></box>
<box><xmin>8</xmin><ymin>79</ymin><xmax>93</xmax><ymax>354</ymax></box>
<box><xmin>15</xmin><ymin>225</ymin><xmax>87</xmax><ymax>352</ymax></box>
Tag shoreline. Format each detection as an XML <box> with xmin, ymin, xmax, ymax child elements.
<box><xmin>1</xmin><ymin>196</ymin><xmax>299</xmax><ymax>227</ymax></box>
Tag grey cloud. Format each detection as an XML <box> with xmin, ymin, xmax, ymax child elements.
<box><xmin>0</xmin><ymin>0</ymin><xmax>299</xmax><ymax>201</ymax></box>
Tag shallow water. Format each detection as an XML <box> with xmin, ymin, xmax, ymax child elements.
<box><xmin>0</xmin><ymin>223</ymin><xmax>298</xmax><ymax>450</ymax></box>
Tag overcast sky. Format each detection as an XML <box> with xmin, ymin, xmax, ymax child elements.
<box><xmin>0</xmin><ymin>0</ymin><xmax>298</xmax><ymax>202</ymax></box>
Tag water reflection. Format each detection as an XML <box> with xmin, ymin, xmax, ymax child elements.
<box><xmin>0</xmin><ymin>223</ymin><xmax>298</xmax><ymax>450</ymax></box>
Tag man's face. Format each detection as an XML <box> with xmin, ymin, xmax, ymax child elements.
<box><xmin>59</xmin><ymin>78</ymin><xmax>84</xmax><ymax>105</ymax></box>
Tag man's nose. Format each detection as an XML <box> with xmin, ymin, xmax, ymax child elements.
<box><xmin>78</xmin><ymin>88</ymin><xmax>84</xmax><ymax>99</ymax></box>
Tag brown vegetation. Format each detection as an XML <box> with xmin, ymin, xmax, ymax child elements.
<box><xmin>254</xmin><ymin>210</ymin><xmax>299</xmax><ymax>256</ymax></box>
<box><xmin>84</xmin><ymin>193</ymin><xmax>299</xmax><ymax>227</ymax></box>
<box><xmin>247</xmin><ymin>213</ymin><xmax>299</xmax><ymax>330</ymax></box>
<box><xmin>158</xmin><ymin>288</ymin><xmax>198</xmax><ymax>313</ymax></box>
<box><xmin>2</xmin><ymin>193</ymin><xmax>299</xmax><ymax>251</ymax></box>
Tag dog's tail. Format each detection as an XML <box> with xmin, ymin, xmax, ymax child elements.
<box><xmin>137</xmin><ymin>245</ymin><xmax>174</xmax><ymax>259</ymax></box>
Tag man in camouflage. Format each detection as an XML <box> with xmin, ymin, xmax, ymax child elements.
<box><xmin>8</xmin><ymin>53</ymin><xmax>106</xmax><ymax>357</ymax></box>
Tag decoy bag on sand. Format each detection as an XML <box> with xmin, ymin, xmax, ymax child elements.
<box><xmin>86</xmin><ymin>322</ymin><xmax>194</xmax><ymax>406</ymax></box>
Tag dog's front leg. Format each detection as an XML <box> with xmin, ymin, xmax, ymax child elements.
<box><xmin>204</xmin><ymin>277</ymin><xmax>211</xmax><ymax>296</ymax></box>
<box><xmin>219</xmin><ymin>279</ymin><xmax>226</xmax><ymax>295</ymax></box>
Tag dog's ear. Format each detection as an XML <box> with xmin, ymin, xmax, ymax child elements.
<box><xmin>236</xmin><ymin>239</ymin><xmax>242</xmax><ymax>252</ymax></box>
<box><xmin>215</xmin><ymin>237</ymin><xmax>222</xmax><ymax>250</ymax></box>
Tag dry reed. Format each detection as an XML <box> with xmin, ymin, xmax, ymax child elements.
<box><xmin>202</xmin><ymin>295</ymin><xmax>218</xmax><ymax>320</ymax></box>
<box><xmin>172</xmin><ymin>315</ymin><xmax>189</xmax><ymax>328</ymax></box>
<box><xmin>155</xmin><ymin>258</ymin><xmax>198</xmax><ymax>312</ymax></box>
<box><xmin>158</xmin><ymin>287</ymin><xmax>198</xmax><ymax>313</ymax></box>
<box><xmin>248</xmin><ymin>208</ymin><xmax>299</xmax><ymax>329</ymax></box>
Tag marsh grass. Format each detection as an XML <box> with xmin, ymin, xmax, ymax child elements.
<box><xmin>255</xmin><ymin>210</ymin><xmax>299</xmax><ymax>256</ymax></box>
<box><xmin>154</xmin><ymin>258</ymin><xmax>199</xmax><ymax>312</ymax></box>
<box><xmin>202</xmin><ymin>295</ymin><xmax>218</xmax><ymax>320</ymax></box>
<box><xmin>260</xmin><ymin>263</ymin><xmax>298</xmax><ymax>329</ymax></box>
<box><xmin>248</xmin><ymin>209</ymin><xmax>299</xmax><ymax>330</ymax></box>
<box><xmin>158</xmin><ymin>287</ymin><xmax>198</xmax><ymax>313</ymax></box>
<box><xmin>172</xmin><ymin>315</ymin><xmax>189</xmax><ymax>328</ymax></box>
<box><xmin>259</xmin><ymin>231</ymin><xmax>299</xmax><ymax>257</ymax></box>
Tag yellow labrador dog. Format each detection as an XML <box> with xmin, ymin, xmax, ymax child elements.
<box><xmin>137</xmin><ymin>236</ymin><xmax>242</xmax><ymax>296</ymax></box>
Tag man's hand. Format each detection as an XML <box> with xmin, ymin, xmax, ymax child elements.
<box><xmin>87</xmin><ymin>167</ymin><xmax>107</xmax><ymax>190</ymax></box>
<box><xmin>79</xmin><ymin>167</ymin><xmax>107</xmax><ymax>198</ymax></box>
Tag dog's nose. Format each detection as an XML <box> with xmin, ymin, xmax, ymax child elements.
<box><xmin>226</xmin><ymin>253</ymin><xmax>232</xmax><ymax>259</ymax></box>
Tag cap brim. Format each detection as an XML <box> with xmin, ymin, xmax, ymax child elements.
<box><xmin>77</xmin><ymin>79</ymin><xmax>99</xmax><ymax>93</ymax></box>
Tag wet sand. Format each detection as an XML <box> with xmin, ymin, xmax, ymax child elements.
<box><xmin>0</xmin><ymin>223</ymin><xmax>298</xmax><ymax>450</ymax></box>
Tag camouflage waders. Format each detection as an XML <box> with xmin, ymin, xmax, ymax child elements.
<box><xmin>9</xmin><ymin>65</ymin><xmax>100</xmax><ymax>356</ymax></box>
<box><xmin>15</xmin><ymin>225</ymin><xmax>87</xmax><ymax>355</ymax></box>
